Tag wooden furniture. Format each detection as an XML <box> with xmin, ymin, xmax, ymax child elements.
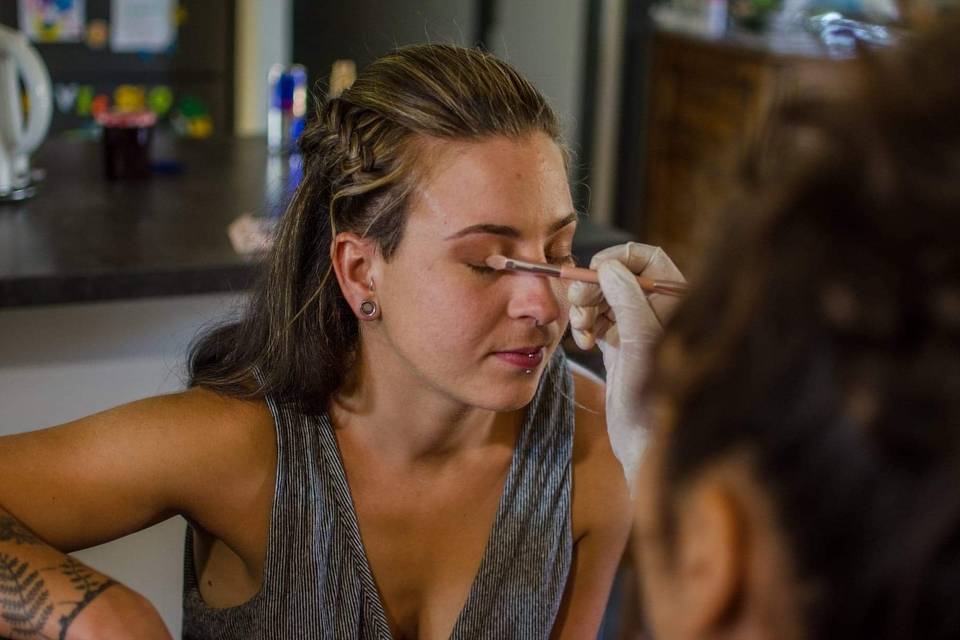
<box><xmin>639</xmin><ymin>28</ymin><xmax>835</xmax><ymax>270</ymax></box>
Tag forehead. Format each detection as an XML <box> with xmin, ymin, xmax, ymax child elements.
<box><xmin>409</xmin><ymin>133</ymin><xmax>573</xmax><ymax>234</ymax></box>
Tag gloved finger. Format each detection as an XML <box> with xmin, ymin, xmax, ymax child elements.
<box><xmin>588</xmin><ymin>242</ymin><xmax>647</xmax><ymax>271</ymax></box>
<box><xmin>568</xmin><ymin>295</ymin><xmax>609</xmax><ymax>329</ymax></box>
<box><xmin>567</xmin><ymin>279</ymin><xmax>604</xmax><ymax>307</ymax></box>
<box><xmin>646</xmin><ymin>290</ymin><xmax>683</xmax><ymax>328</ymax></box>
<box><xmin>569</xmin><ymin>304</ymin><xmax>598</xmax><ymax>331</ymax></box>
<box><xmin>589</xmin><ymin>241</ymin><xmax>660</xmax><ymax>273</ymax></box>
<box><xmin>594</xmin><ymin>312</ymin><xmax>614</xmax><ymax>343</ymax></box>
<box><xmin>571</xmin><ymin>326</ymin><xmax>596</xmax><ymax>350</ymax></box>
<box><xmin>598</xmin><ymin>260</ymin><xmax>662</xmax><ymax>342</ymax></box>
<box><xmin>628</xmin><ymin>243</ymin><xmax>685</xmax><ymax>282</ymax></box>
<box><xmin>623</xmin><ymin>244</ymin><xmax>685</xmax><ymax>327</ymax></box>
<box><xmin>636</xmin><ymin>247</ymin><xmax>684</xmax><ymax>326</ymax></box>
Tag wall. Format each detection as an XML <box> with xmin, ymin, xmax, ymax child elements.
<box><xmin>0</xmin><ymin>293</ymin><xmax>244</xmax><ymax>637</ymax></box>
<box><xmin>292</xmin><ymin>0</ymin><xmax>475</xmax><ymax>96</ymax></box>
<box><xmin>235</xmin><ymin>0</ymin><xmax>293</xmax><ymax>136</ymax></box>
<box><xmin>289</xmin><ymin>0</ymin><xmax>587</xmax><ymax>160</ymax></box>
<box><xmin>488</xmin><ymin>0</ymin><xmax>588</xmax><ymax>164</ymax></box>
<box><xmin>587</xmin><ymin>0</ymin><xmax>628</xmax><ymax>224</ymax></box>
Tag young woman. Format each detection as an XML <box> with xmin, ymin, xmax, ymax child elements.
<box><xmin>574</xmin><ymin>14</ymin><xmax>960</xmax><ymax>640</ymax></box>
<box><xmin>0</xmin><ymin>45</ymin><xmax>643</xmax><ymax>639</ymax></box>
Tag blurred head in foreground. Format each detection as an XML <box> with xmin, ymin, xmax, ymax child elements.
<box><xmin>636</xmin><ymin>14</ymin><xmax>960</xmax><ymax>640</ymax></box>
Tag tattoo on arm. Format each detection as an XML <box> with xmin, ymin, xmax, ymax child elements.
<box><xmin>0</xmin><ymin>552</ymin><xmax>55</xmax><ymax>639</ymax></box>
<box><xmin>53</xmin><ymin>557</ymin><xmax>116</xmax><ymax>639</ymax></box>
<box><xmin>0</xmin><ymin>552</ymin><xmax>115</xmax><ymax>640</ymax></box>
<box><xmin>0</xmin><ymin>515</ymin><xmax>43</xmax><ymax>546</ymax></box>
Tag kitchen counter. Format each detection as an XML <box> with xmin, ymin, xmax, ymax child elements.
<box><xmin>0</xmin><ymin>135</ymin><xmax>631</xmax><ymax>307</ymax></box>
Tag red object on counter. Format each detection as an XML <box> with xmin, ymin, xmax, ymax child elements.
<box><xmin>96</xmin><ymin>110</ymin><xmax>157</xmax><ymax>180</ymax></box>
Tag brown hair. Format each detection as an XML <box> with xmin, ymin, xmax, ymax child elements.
<box><xmin>189</xmin><ymin>44</ymin><xmax>563</xmax><ymax>415</ymax></box>
<box><xmin>648</xmin><ymin>14</ymin><xmax>960</xmax><ymax>639</ymax></box>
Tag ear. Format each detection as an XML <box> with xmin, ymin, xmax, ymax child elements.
<box><xmin>674</xmin><ymin>478</ymin><xmax>743</xmax><ymax>636</ymax></box>
<box><xmin>331</xmin><ymin>231</ymin><xmax>381</xmax><ymax>318</ymax></box>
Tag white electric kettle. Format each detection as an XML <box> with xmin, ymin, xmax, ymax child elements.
<box><xmin>0</xmin><ymin>23</ymin><xmax>52</xmax><ymax>201</ymax></box>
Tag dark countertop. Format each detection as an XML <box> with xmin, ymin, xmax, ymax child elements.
<box><xmin>0</xmin><ymin>135</ymin><xmax>632</xmax><ymax>308</ymax></box>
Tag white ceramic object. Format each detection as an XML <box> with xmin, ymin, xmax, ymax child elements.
<box><xmin>0</xmin><ymin>23</ymin><xmax>52</xmax><ymax>199</ymax></box>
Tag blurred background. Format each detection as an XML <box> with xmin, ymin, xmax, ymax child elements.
<box><xmin>0</xmin><ymin>0</ymin><xmax>944</xmax><ymax>636</ymax></box>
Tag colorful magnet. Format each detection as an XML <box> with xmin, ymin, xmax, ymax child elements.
<box><xmin>75</xmin><ymin>85</ymin><xmax>94</xmax><ymax>116</ymax></box>
<box><xmin>147</xmin><ymin>85</ymin><xmax>174</xmax><ymax>116</ymax></box>
<box><xmin>85</xmin><ymin>18</ymin><xmax>108</xmax><ymax>49</ymax></box>
<box><xmin>114</xmin><ymin>84</ymin><xmax>146</xmax><ymax>112</ymax></box>
<box><xmin>54</xmin><ymin>83</ymin><xmax>79</xmax><ymax>113</ymax></box>
<box><xmin>91</xmin><ymin>94</ymin><xmax>110</xmax><ymax>118</ymax></box>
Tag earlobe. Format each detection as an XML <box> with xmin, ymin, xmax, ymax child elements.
<box><xmin>676</xmin><ymin>480</ymin><xmax>743</xmax><ymax>635</ymax></box>
<box><xmin>331</xmin><ymin>232</ymin><xmax>381</xmax><ymax>320</ymax></box>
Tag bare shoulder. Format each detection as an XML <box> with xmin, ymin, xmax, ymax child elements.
<box><xmin>147</xmin><ymin>387</ymin><xmax>276</xmax><ymax>517</ymax></box>
<box><xmin>85</xmin><ymin>386</ymin><xmax>275</xmax><ymax>486</ymax></box>
<box><xmin>0</xmin><ymin>385</ymin><xmax>276</xmax><ymax>552</ymax></box>
<box><xmin>160</xmin><ymin>386</ymin><xmax>275</xmax><ymax>461</ymax></box>
<box><xmin>569</xmin><ymin>364</ymin><xmax>631</xmax><ymax>541</ymax></box>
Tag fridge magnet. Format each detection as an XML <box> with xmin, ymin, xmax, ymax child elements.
<box><xmin>109</xmin><ymin>0</ymin><xmax>175</xmax><ymax>53</ymax></box>
<box><xmin>18</xmin><ymin>0</ymin><xmax>86</xmax><ymax>43</ymax></box>
<box><xmin>85</xmin><ymin>18</ymin><xmax>108</xmax><ymax>49</ymax></box>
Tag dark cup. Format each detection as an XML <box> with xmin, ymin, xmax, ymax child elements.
<box><xmin>97</xmin><ymin>110</ymin><xmax>157</xmax><ymax>181</ymax></box>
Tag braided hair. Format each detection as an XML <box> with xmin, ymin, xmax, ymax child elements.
<box><xmin>189</xmin><ymin>44</ymin><xmax>563</xmax><ymax>414</ymax></box>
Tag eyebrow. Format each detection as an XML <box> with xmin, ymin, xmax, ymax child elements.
<box><xmin>444</xmin><ymin>212</ymin><xmax>579</xmax><ymax>241</ymax></box>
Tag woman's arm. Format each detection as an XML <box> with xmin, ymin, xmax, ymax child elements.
<box><xmin>0</xmin><ymin>388</ymin><xmax>275</xmax><ymax>639</ymax></box>
<box><xmin>0</xmin><ymin>508</ymin><xmax>171</xmax><ymax>639</ymax></box>
<box><xmin>551</xmin><ymin>368</ymin><xmax>633</xmax><ymax>638</ymax></box>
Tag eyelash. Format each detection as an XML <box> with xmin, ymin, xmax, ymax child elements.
<box><xmin>467</xmin><ymin>254</ymin><xmax>576</xmax><ymax>275</ymax></box>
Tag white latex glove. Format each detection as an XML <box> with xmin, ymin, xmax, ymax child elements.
<box><xmin>567</xmin><ymin>242</ymin><xmax>685</xmax><ymax>493</ymax></box>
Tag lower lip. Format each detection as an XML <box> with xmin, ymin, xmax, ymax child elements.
<box><xmin>494</xmin><ymin>349</ymin><xmax>544</xmax><ymax>369</ymax></box>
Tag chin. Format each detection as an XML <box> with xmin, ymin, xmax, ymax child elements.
<box><xmin>463</xmin><ymin>375</ymin><xmax>542</xmax><ymax>412</ymax></box>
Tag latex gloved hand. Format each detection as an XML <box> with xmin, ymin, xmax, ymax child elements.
<box><xmin>568</xmin><ymin>242</ymin><xmax>685</xmax><ymax>493</ymax></box>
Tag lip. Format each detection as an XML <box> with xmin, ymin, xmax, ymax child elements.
<box><xmin>493</xmin><ymin>346</ymin><xmax>545</xmax><ymax>369</ymax></box>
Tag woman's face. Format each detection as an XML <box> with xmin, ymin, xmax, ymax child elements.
<box><xmin>371</xmin><ymin>132</ymin><xmax>575</xmax><ymax>411</ymax></box>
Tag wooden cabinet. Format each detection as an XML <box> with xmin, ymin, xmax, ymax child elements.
<box><xmin>639</xmin><ymin>29</ymin><xmax>831</xmax><ymax>270</ymax></box>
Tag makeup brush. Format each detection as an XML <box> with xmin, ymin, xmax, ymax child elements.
<box><xmin>485</xmin><ymin>255</ymin><xmax>687</xmax><ymax>297</ymax></box>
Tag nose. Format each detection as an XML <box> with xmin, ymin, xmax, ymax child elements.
<box><xmin>505</xmin><ymin>271</ymin><xmax>563</xmax><ymax>327</ymax></box>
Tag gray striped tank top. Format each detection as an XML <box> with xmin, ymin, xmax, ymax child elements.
<box><xmin>182</xmin><ymin>349</ymin><xmax>573</xmax><ymax>639</ymax></box>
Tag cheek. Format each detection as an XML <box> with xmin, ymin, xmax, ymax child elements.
<box><xmin>384</xmin><ymin>267</ymin><xmax>502</xmax><ymax>344</ymax></box>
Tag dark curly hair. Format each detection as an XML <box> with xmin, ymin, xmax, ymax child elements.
<box><xmin>647</xmin><ymin>14</ymin><xmax>960</xmax><ymax>640</ymax></box>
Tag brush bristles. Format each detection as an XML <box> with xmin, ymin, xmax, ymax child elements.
<box><xmin>485</xmin><ymin>254</ymin><xmax>510</xmax><ymax>271</ymax></box>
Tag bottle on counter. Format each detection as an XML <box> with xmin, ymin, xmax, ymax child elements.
<box><xmin>267</xmin><ymin>64</ymin><xmax>308</xmax><ymax>154</ymax></box>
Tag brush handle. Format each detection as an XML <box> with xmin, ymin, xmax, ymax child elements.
<box><xmin>559</xmin><ymin>265</ymin><xmax>687</xmax><ymax>297</ymax></box>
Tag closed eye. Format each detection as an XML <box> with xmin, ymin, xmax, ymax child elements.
<box><xmin>468</xmin><ymin>263</ymin><xmax>496</xmax><ymax>274</ymax></box>
<box><xmin>468</xmin><ymin>255</ymin><xmax>574</xmax><ymax>275</ymax></box>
